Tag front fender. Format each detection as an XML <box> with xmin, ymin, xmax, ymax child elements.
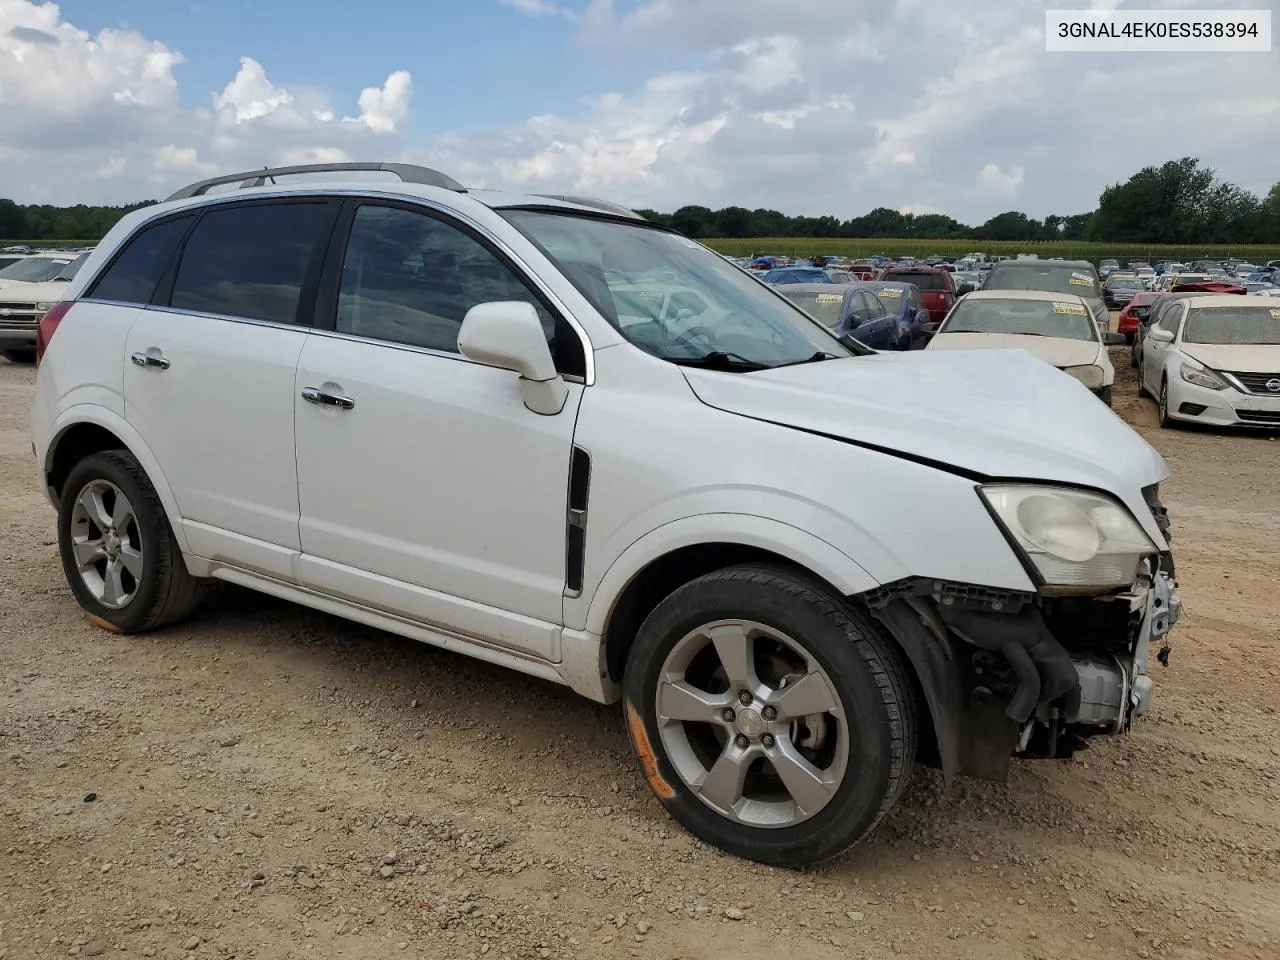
<box><xmin>45</xmin><ymin>404</ymin><xmax>190</xmax><ymax>554</ymax></box>
<box><xmin>577</xmin><ymin>512</ymin><xmax>881</xmax><ymax>636</ymax></box>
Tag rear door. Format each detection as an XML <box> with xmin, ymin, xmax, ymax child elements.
<box><xmin>123</xmin><ymin>198</ymin><xmax>339</xmax><ymax>579</ymax></box>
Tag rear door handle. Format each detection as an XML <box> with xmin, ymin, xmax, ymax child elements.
<box><xmin>131</xmin><ymin>351</ymin><xmax>170</xmax><ymax>370</ymax></box>
<box><xmin>301</xmin><ymin>387</ymin><xmax>355</xmax><ymax>410</ymax></box>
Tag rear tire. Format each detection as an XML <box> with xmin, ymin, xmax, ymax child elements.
<box><xmin>57</xmin><ymin>451</ymin><xmax>202</xmax><ymax>633</ymax></box>
<box><xmin>622</xmin><ymin>564</ymin><xmax>916</xmax><ymax>867</ymax></box>
<box><xmin>1096</xmin><ymin>385</ymin><xmax>1113</xmax><ymax>407</ymax></box>
<box><xmin>1</xmin><ymin>348</ymin><xmax>36</xmax><ymax>364</ymax></box>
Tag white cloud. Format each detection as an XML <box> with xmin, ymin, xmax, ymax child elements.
<box><xmin>279</xmin><ymin>146</ymin><xmax>353</xmax><ymax>166</ymax></box>
<box><xmin>213</xmin><ymin>57</ymin><xmax>294</xmax><ymax>123</ymax></box>
<box><xmin>153</xmin><ymin>145</ymin><xmax>215</xmax><ymax>175</ymax></box>
<box><xmin>345</xmin><ymin>70</ymin><xmax>412</xmax><ymax>133</ymax></box>
<box><xmin>94</xmin><ymin>156</ymin><xmax>127</xmax><ymax>179</ymax></box>
<box><xmin>976</xmin><ymin>163</ymin><xmax>1026</xmax><ymax>200</ymax></box>
<box><xmin>500</xmin><ymin>0</ymin><xmax>560</xmax><ymax>16</ymax></box>
<box><xmin>730</xmin><ymin>35</ymin><xmax>803</xmax><ymax>92</ymax></box>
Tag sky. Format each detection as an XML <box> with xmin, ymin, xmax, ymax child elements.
<box><xmin>1</xmin><ymin>0</ymin><xmax>1277</xmax><ymax>224</ymax></box>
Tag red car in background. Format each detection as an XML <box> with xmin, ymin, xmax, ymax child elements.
<box><xmin>878</xmin><ymin>265</ymin><xmax>956</xmax><ymax>322</ymax></box>
<box><xmin>848</xmin><ymin>264</ymin><xmax>878</xmax><ymax>280</ymax></box>
<box><xmin>1116</xmin><ymin>291</ymin><xmax>1160</xmax><ymax>344</ymax></box>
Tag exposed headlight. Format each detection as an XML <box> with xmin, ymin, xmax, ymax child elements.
<box><xmin>1062</xmin><ymin>364</ymin><xmax>1105</xmax><ymax>389</ymax></box>
<box><xmin>35</xmin><ymin>301</ymin><xmax>57</xmax><ymax>311</ymax></box>
<box><xmin>1179</xmin><ymin>362</ymin><xmax>1227</xmax><ymax>390</ymax></box>
<box><xmin>980</xmin><ymin>485</ymin><xmax>1157</xmax><ymax>592</ymax></box>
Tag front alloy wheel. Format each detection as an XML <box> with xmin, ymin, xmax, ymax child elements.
<box><xmin>623</xmin><ymin>565</ymin><xmax>916</xmax><ymax>867</ymax></box>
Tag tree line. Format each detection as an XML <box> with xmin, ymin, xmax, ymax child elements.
<box><xmin>2</xmin><ymin>157</ymin><xmax>1277</xmax><ymax>245</ymax></box>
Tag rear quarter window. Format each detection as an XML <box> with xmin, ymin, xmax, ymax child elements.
<box><xmin>86</xmin><ymin>216</ymin><xmax>193</xmax><ymax>305</ymax></box>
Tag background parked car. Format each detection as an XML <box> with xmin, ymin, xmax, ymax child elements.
<box><xmin>1117</xmin><ymin>291</ymin><xmax>1160</xmax><ymax>345</ymax></box>
<box><xmin>980</xmin><ymin>258</ymin><xmax>1109</xmax><ymax>334</ymax></box>
<box><xmin>877</xmin><ymin>265</ymin><xmax>955</xmax><ymax>323</ymax></box>
<box><xmin>775</xmin><ymin>283</ymin><xmax>904</xmax><ymax>350</ymax></box>
<box><xmin>1104</xmin><ymin>275</ymin><xmax>1147</xmax><ymax>308</ymax></box>
<box><xmin>761</xmin><ymin>266</ymin><xmax>831</xmax><ymax>285</ymax></box>
<box><xmin>859</xmin><ymin>280</ymin><xmax>929</xmax><ymax>347</ymax></box>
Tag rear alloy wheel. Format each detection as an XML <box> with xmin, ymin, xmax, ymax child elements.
<box><xmin>58</xmin><ymin>451</ymin><xmax>202</xmax><ymax>632</ymax></box>
<box><xmin>623</xmin><ymin>565</ymin><xmax>916</xmax><ymax>867</ymax></box>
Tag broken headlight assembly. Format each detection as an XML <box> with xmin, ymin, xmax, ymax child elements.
<box><xmin>979</xmin><ymin>485</ymin><xmax>1157</xmax><ymax>593</ymax></box>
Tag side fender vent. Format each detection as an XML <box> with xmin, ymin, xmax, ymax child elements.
<box><xmin>566</xmin><ymin>446</ymin><xmax>591</xmax><ymax>594</ymax></box>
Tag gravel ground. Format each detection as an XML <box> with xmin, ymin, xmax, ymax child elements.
<box><xmin>2</xmin><ymin>348</ymin><xmax>1278</xmax><ymax>960</ymax></box>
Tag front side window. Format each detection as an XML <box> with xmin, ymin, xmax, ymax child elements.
<box><xmin>335</xmin><ymin>204</ymin><xmax>575</xmax><ymax>370</ymax></box>
<box><xmin>778</xmin><ymin>289</ymin><xmax>847</xmax><ymax>330</ymax></box>
<box><xmin>940</xmin><ymin>297</ymin><xmax>1098</xmax><ymax>341</ymax></box>
<box><xmin>170</xmin><ymin>202</ymin><xmax>332</xmax><ymax>324</ymax></box>
<box><xmin>87</xmin><ymin>217</ymin><xmax>192</xmax><ymax>305</ymax></box>
<box><xmin>503</xmin><ymin>210</ymin><xmax>850</xmax><ymax>368</ymax></box>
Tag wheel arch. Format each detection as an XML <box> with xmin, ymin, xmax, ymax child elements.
<box><xmin>44</xmin><ymin>407</ymin><xmax>190</xmax><ymax>553</ymax></box>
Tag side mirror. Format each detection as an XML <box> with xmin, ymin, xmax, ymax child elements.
<box><xmin>918</xmin><ymin>321</ymin><xmax>939</xmax><ymax>341</ymax></box>
<box><xmin>458</xmin><ymin>301</ymin><xmax>569</xmax><ymax>416</ymax></box>
<box><xmin>1102</xmin><ymin>332</ymin><xmax>1126</xmax><ymax>346</ymax></box>
<box><xmin>1147</xmin><ymin>327</ymin><xmax>1175</xmax><ymax>344</ymax></box>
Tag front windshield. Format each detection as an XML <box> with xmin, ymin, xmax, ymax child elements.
<box><xmin>779</xmin><ymin>290</ymin><xmax>846</xmax><ymax>329</ymax></box>
<box><xmin>940</xmin><ymin>297</ymin><xmax>1098</xmax><ymax>341</ymax></box>
<box><xmin>53</xmin><ymin>253</ymin><xmax>89</xmax><ymax>281</ymax></box>
<box><xmin>503</xmin><ymin>211</ymin><xmax>851</xmax><ymax>366</ymax></box>
<box><xmin>0</xmin><ymin>257</ymin><xmax>73</xmax><ymax>282</ymax></box>
<box><xmin>1183</xmin><ymin>306</ymin><xmax>1280</xmax><ymax>345</ymax></box>
<box><xmin>985</xmin><ymin>264</ymin><xmax>1102</xmax><ymax>299</ymax></box>
<box><xmin>1108</xmin><ymin>279</ymin><xmax>1145</xmax><ymax>290</ymax></box>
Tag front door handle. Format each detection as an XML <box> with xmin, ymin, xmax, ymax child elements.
<box><xmin>301</xmin><ymin>386</ymin><xmax>355</xmax><ymax>410</ymax></box>
<box><xmin>131</xmin><ymin>351</ymin><xmax>170</xmax><ymax>370</ymax></box>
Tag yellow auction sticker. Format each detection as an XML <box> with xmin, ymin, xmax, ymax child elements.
<box><xmin>1052</xmin><ymin>301</ymin><xmax>1088</xmax><ymax>315</ymax></box>
<box><xmin>877</xmin><ymin>288</ymin><xmax>901</xmax><ymax>297</ymax></box>
<box><xmin>1272</xmin><ymin>309</ymin><xmax>1280</xmax><ymax>320</ymax></box>
<box><xmin>815</xmin><ymin>294</ymin><xmax>843</xmax><ymax>303</ymax></box>
<box><xmin>1067</xmin><ymin>276</ymin><xmax>1092</xmax><ymax>286</ymax></box>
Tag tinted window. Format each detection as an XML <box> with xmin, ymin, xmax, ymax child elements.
<box><xmin>87</xmin><ymin>217</ymin><xmax>190</xmax><ymax>305</ymax></box>
<box><xmin>337</xmin><ymin>204</ymin><xmax>562</xmax><ymax>360</ymax></box>
<box><xmin>883</xmin><ymin>270</ymin><xmax>946</xmax><ymax>291</ymax></box>
<box><xmin>985</xmin><ymin>263</ymin><xmax>1102</xmax><ymax>299</ymax></box>
<box><xmin>171</xmin><ymin>202</ymin><xmax>331</xmax><ymax>324</ymax></box>
<box><xmin>865</xmin><ymin>293</ymin><xmax>886</xmax><ymax>318</ymax></box>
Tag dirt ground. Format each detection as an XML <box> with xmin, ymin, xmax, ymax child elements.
<box><xmin>2</xmin><ymin>346</ymin><xmax>1278</xmax><ymax>960</ymax></box>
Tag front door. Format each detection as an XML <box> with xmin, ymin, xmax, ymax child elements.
<box><xmin>1141</xmin><ymin>305</ymin><xmax>1183</xmax><ymax>395</ymax></box>
<box><xmin>293</xmin><ymin>201</ymin><xmax>586</xmax><ymax>660</ymax></box>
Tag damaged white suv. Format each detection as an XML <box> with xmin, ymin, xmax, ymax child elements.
<box><xmin>31</xmin><ymin>163</ymin><xmax>1181</xmax><ymax>866</ymax></box>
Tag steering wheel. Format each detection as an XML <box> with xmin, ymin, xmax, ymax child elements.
<box><xmin>669</xmin><ymin>324</ymin><xmax>717</xmax><ymax>349</ymax></box>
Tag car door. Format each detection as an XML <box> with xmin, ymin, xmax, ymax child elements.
<box><xmin>123</xmin><ymin>198</ymin><xmax>338</xmax><ymax>580</ymax></box>
<box><xmin>858</xmin><ymin>292</ymin><xmax>893</xmax><ymax>349</ymax></box>
<box><xmin>292</xmin><ymin>199</ymin><xmax>586</xmax><ymax>661</ymax></box>
<box><xmin>1141</xmin><ymin>303</ymin><xmax>1183</xmax><ymax>394</ymax></box>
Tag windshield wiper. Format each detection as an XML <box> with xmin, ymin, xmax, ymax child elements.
<box><xmin>774</xmin><ymin>351</ymin><xmax>841</xmax><ymax>368</ymax></box>
<box><xmin>667</xmin><ymin>351</ymin><xmax>771</xmax><ymax>372</ymax></box>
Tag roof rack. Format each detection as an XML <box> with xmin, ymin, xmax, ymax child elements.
<box><xmin>165</xmin><ymin>162</ymin><xmax>465</xmax><ymax>202</ymax></box>
<box><xmin>531</xmin><ymin>194</ymin><xmax>643</xmax><ymax>220</ymax></box>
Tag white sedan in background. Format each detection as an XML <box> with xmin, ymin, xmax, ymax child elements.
<box><xmin>1139</xmin><ymin>294</ymin><xmax>1280</xmax><ymax>428</ymax></box>
<box><xmin>925</xmin><ymin>289</ymin><xmax>1124</xmax><ymax>405</ymax></box>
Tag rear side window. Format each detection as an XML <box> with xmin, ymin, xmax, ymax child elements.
<box><xmin>884</xmin><ymin>270</ymin><xmax>946</xmax><ymax>291</ymax></box>
<box><xmin>86</xmin><ymin>216</ymin><xmax>192</xmax><ymax>305</ymax></box>
<box><xmin>170</xmin><ymin>202</ymin><xmax>332</xmax><ymax>324</ymax></box>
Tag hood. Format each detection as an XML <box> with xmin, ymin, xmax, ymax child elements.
<box><xmin>929</xmin><ymin>333</ymin><xmax>1099</xmax><ymax>368</ymax></box>
<box><xmin>1181</xmin><ymin>343</ymin><xmax>1280</xmax><ymax>373</ymax></box>
<box><xmin>0</xmin><ymin>278</ymin><xmax>70</xmax><ymax>300</ymax></box>
<box><xmin>682</xmin><ymin>350</ymin><xmax>1169</xmax><ymax>503</ymax></box>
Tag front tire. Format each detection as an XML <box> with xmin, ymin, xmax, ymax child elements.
<box><xmin>1158</xmin><ymin>378</ymin><xmax>1175</xmax><ymax>428</ymax></box>
<box><xmin>57</xmin><ymin>451</ymin><xmax>202</xmax><ymax>633</ymax></box>
<box><xmin>1096</xmin><ymin>384</ymin><xmax>1113</xmax><ymax>407</ymax></box>
<box><xmin>622</xmin><ymin>565</ymin><xmax>916</xmax><ymax>867</ymax></box>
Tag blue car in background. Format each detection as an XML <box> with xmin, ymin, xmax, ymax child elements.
<box><xmin>761</xmin><ymin>266</ymin><xmax>833</xmax><ymax>285</ymax></box>
<box><xmin>774</xmin><ymin>283</ymin><xmax>910</xmax><ymax>350</ymax></box>
<box><xmin>859</xmin><ymin>280</ymin><xmax>929</xmax><ymax>346</ymax></box>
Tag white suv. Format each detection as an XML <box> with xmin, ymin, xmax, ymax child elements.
<box><xmin>30</xmin><ymin>162</ymin><xmax>1181</xmax><ymax>866</ymax></box>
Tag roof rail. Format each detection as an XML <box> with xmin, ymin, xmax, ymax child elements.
<box><xmin>531</xmin><ymin>194</ymin><xmax>643</xmax><ymax>220</ymax></box>
<box><xmin>165</xmin><ymin>162</ymin><xmax>465</xmax><ymax>202</ymax></box>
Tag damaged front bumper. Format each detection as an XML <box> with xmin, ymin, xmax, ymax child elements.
<box><xmin>866</xmin><ymin>556</ymin><xmax>1183</xmax><ymax>782</ymax></box>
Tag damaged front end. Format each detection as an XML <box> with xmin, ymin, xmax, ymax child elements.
<box><xmin>863</xmin><ymin>485</ymin><xmax>1181</xmax><ymax>782</ymax></box>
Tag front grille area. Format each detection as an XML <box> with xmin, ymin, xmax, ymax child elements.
<box><xmin>1237</xmin><ymin>409</ymin><xmax>1280</xmax><ymax>423</ymax></box>
<box><xmin>1224</xmin><ymin>371</ymin><xmax>1280</xmax><ymax>394</ymax></box>
<box><xmin>0</xmin><ymin>303</ymin><xmax>37</xmax><ymax>312</ymax></box>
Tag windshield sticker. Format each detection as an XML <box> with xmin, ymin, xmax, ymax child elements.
<box><xmin>815</xmin><ymin>294</ymin><xmax>843</xmax><ymax>303</ymax></box>
<box><xmin>634</xmin><ymin>291</ymin><xmax>663</xmax><ymax>303</ymax></box>
<box><xmin>1067</xmin><ymin>274</ymin><xmax>1092</xmax><ymax>286</ymax></box>
<box><xmin>1272</xmin><ymin>309</ymin><xmax>1280</xmax><ymax>320</ymax></box>
<box><xmin>877</xmin><ymin>288</ymin><xmax>901</xmax><ymax>297</ymax></box>
<box><xmin>1052</xmin><ymin>301</ymin><xmax>1088</xmax><ymax>315</ymax></box>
